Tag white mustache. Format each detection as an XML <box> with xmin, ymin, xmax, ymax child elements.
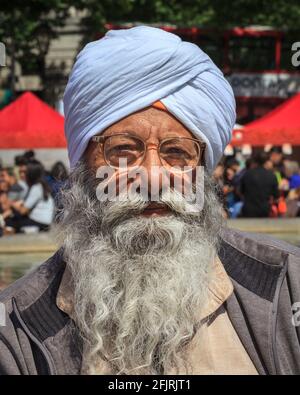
<box><xmin>99</xmin><ymin>187</ymin><xmax>201</xmax><ymax>230</ymax></box>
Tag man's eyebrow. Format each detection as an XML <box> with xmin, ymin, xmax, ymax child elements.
<box><xmin>102</xmin><ymin>129</ymin><xmax>197</xmax><ymax>140</ymax></box>
<box><xmin>102</xmin><ymin>129</ymin><xmax>143</xmax><ymax>137</ymax></box>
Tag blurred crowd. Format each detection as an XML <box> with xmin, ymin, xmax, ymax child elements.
<box><xmin>0</xmin><ymin>146</ymin><xmax>299</xmax><ymax>236</ymax></box>
<box><xmin>214</xmin><ymin>147</ymin><xmax>300</xmax><ymax>219</ymax></box>
<box><xmin>0</xmin><ymin>150</ymin><xmax>68</xmax><ymax>236</ymax></box>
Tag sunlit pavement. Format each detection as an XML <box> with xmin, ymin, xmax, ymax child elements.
<box><xmin>228</xmin><ymin>218</ymin><xmax>300</xmax><ymax>246</ymax></box>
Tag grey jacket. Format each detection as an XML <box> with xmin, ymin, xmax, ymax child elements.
<box><xmin>0</xmin><ymin>227</ymin><xmax>300</xmax><ymax>375</ymax></box>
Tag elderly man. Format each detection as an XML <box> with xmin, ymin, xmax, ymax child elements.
<box><xmin>0</xmin><ymin>27</ymin><xmax>300</xmax><ymax>375</ymax></box>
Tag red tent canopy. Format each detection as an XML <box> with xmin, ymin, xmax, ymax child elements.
<box><xmin>0</xmin><ymin>92</ymin><xmax>66</xmax><ymax>148</ymax></box>
<box><xmin>231</xmin><ymin>93</ymin><xmax>300</xmax><ymax>146</ymax></box>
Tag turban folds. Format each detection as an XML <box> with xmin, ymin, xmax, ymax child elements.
<box><xmin>63</xmin><ymin>26</ymin><xmax>236</xmax><ymax>172</ymax></box>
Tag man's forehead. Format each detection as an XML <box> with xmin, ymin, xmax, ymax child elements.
<box><xmin>102</xmin><ymin>107</ymin><xmax>196</xmax><ymax>140</ymax></box>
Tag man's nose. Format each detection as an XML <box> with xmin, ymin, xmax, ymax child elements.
<box><xmin>142</xmin><ymin>147</ymin><xmax>167</xmax><ymax>197</ymax></box>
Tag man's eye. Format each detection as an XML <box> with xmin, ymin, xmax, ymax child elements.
<box><xmin>111</xmin><ymin>144</ymin><xmax>137</xmax><ymax>153</ymax></box>
<box><xmin>164</xmin><ymin>147</ymin><xmax>190</xmax><ymax>157</ymax></box>
<box><xmin>167</xmin><ymin>148</ymin><xmax>184</xmax><ymax>154</ymax></box>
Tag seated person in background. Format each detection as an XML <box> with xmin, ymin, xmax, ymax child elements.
<box><xmin>14</xmin><ymin>155</ymin><xmax>29</xmax><ymax>197</ymax></box>
<box><xmin>223</xmin><ymin>164</ymin><xmax>243</xmax><ymax>218</ymax></box>
<box><xmin>0</xmin><ymin>179</ymin><xmax>10</xmax><ymax>214</ymax></box>
<box><xmin>46</xmin><ymin>161</ymin><xmax>69</xmax><ymax>199</ymax></box>
<box><xmin>6</xmin><ymin>161</ymin><xmax>54</xmax><ymax>232</ymax></box>
<box><xmin>0</xmin><ymin>179</ymin><xmax>12</xmax><ymax>235</ymax></box>
<box><xmin>0</xmin><ymin>167</ymin><xmax>27</xmax><ymax>201</ymax></box>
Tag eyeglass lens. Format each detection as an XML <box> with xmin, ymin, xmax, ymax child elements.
<box><xmin>103</xmin><ymin>135</ymin><xmax>200</xmax><ymax>169</ymax></box>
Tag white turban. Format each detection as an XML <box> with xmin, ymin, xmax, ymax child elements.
<box><xmin>63</xmin><ymin>26</ymin><xmax>236</xmax><ymax>172</ymax></box>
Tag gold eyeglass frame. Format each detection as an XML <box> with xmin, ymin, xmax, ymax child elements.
<box><xmin>91</xmin><ymin>133</ymin><xmax>206</xmax><ymax>171</ymax></box>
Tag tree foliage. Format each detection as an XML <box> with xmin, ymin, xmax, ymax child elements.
<box><xmin>0</xmin><ymin>1</ymin><xmax>69</xmax><ymax>76</ymax></box>
<box><xmin>75</xmin><ymin>0</ymin><xmax>300</xmax><ymax>31</ymax></box>
<box><xmin>1</xmin><ymin>0</ymin><xmax>300</xmax><ymax>96</ymax></box>
<box><xmin>68</xmin><ymin>0</ymin><xmax>300</xmax><ymax>48</ymax></box>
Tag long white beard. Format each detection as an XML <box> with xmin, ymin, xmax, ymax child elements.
<box><xmin>55</xmin><ymin>163</ymin><xmax>224</xmax><ymax>375</ymax></box>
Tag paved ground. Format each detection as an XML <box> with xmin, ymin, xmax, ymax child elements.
<box><xmin>0</xmin><ymin>218</ymin><xmax>299</xmax><ymax>253</ymax></box>
<box><xmin>0</xmin><ymin>231</ymin><xmax>57</xmax><ymax>253</ymax></box>
<box><xmin>228</xmin><ymin>218</ymin><xmax>300</xmax><ymax>246</ymax></box>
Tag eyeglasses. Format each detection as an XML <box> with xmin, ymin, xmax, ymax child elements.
<box><xmin>91</xmin><ymin>133</ymin><xmax>206</xmax><ymax>171</ymax></box>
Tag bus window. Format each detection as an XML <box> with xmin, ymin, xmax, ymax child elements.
<box><xmin>228</xmin><ymin>36</ymin><xmax>276</xmax><ymax>71</ymax></box>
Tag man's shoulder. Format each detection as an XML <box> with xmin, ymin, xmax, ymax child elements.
<box><xmin>219</xmin><ymin>227</ymin><xmax>300</xmax><ymax>300</ymax></box>
<box><xmin>0</xmin><ymin>250</ymin><xmax>65</xmax><ymax>311</ymax></box>
<box><xmin>221</xmin><ymin>226</ymin><xmax>300</xmax><ymax>261</ymax></box>
<box><xmin>0</xmin><ymin>250</ymin><xmax>67</xmax><ymax>375</ymax></box>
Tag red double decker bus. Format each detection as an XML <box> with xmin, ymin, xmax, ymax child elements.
<box><xmin>104</xmin><ymin>23</ymin><xmax>300</xmax><ymax>124</ymax></box>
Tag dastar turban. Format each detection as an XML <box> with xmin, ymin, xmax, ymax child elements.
<box><xmin>63</xmin><ymin>26</ymin><xmax>236</xmax><ymax>172</ymax></box>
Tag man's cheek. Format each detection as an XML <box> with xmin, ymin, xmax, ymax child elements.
<box><xmin>84</xmin><ymin>143</ymin><xmax>106</xmax><ymax>170</ymax></box>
